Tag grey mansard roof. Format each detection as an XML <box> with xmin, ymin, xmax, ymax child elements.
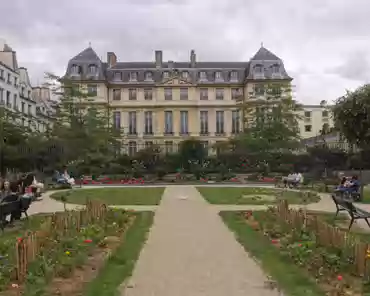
<box><xmin>64</xmin><ymin>46</ymin><xmax>292</xmax><ymax>83</ymax></box>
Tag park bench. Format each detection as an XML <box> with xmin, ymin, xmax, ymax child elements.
<box><xmin>0</xmin><ymin>196</ymin><xmax>31</xmax><ymax>231</ymax></box>
<box><xmin>331</xmin><ymin>194</ymin><xmax>370</xmax><ymax>230</ymax></box>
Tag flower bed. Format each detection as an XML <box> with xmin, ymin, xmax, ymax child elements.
<box><xmin>77</xmin><ymin>177</ymin><xmax>146</xmax><ymax>185</ymax></box>
<box><xmin>242</xmin><ymin>201</ymin><xmax>370</xmax><ymax>295</ymax></box>
<box><xmin>0</xmin><ymin>201</ymin><xmax>136</xmax><ymax>296</ymax></box>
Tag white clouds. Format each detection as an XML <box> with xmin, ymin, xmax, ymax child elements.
<box><xmin>1</xmin><ymin>0</ymin><xmax>370</xmax><ymax>103</ymax></box>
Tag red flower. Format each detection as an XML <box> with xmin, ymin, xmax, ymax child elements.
<box><xmin>84</xmin><ymin>239</ymin><xmax>92</xmax><ymax>243</ymax></box>
<box><xmin>17</xmin><ymin>238</ymin><xmax>22</xmax><ymax>243</ymax></box>
<box><xmin>271</xmin><ymin>239</ymin><xmax>279</xmax><ymax>244</ymax></box>
<box><xmin>298</xmin><ymin>243</ymin><xmax>302</xmax><ymax>247</ymax></box>
<box><xmin>337</xmin><ymin>275</ymin><xmax>343</xmax><ymax>281</ymax></box>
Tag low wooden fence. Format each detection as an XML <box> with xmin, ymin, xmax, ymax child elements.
<box><xmin>15</xmin><ymin>200</ymin><xmax>107</xmax><ymax>282</ymax></box>
<box><xmin>275</xmin><ymin>200</ymin><xmax>370</xmax><ymax>277</ymax></box>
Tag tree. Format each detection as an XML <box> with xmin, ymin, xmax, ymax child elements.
<box><xmin>332</xmin><ymin>84</ymin><xmax>370</xmax><ymax>149</ymax></box>
<box><xmin>46</xmin><ymin>74</ymin><xmax>122</xmax><ymax>171</ymax></box>
<box><xmin>235</xmin><ymin>82</ymin><xmax>302</xmax><ymax>173</ymax></box>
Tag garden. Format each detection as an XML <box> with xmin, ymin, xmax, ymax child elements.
<box><xmin>221</xmin><ymin>200</ymin><xmax>370</xmax><ymax>296</ymax></box>
<box><xmin>198</xmin><ymin>187</ymin><xmax>321</xmax><ymax>205</ymax></box>
<box><xmin>0</xmin><ymin>200</ymin><xmax>154</xmax><ymax>296</ymax></box>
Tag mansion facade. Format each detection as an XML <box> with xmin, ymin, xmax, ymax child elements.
<box><xmin>64</xmin><ymin>46</ymin><xmax>331</xmax><ymax>154</ymax></box>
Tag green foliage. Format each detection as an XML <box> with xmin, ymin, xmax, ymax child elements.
<box><xmin>333</xmin><ymin>84</ymin><xmax>370</xmax><ymax>148</ymax></box>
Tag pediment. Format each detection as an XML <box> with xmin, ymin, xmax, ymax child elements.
<box><xmin>160</xmin><ymin>76</ymin><xmax>192</xmax><ymax>86</ymax></box>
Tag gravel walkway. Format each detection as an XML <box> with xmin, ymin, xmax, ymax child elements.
<box><xmin>121</xmin><ymin>186</ymin><xmax>279</xmax><ymax>296</ymax></box>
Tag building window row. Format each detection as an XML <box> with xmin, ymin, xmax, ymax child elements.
<box><xmin>110</xmin><ymin>87</ymin><xmax>242</xmax><ymax>101</ymax></box>
<box><xmin>110</xmin><ymin>70</ymin><xmax>239</xmax><ymax>82</ymax></box>
<box><xmin>112</xmin><ymin>110</ymin><xmax>240</xmax><ymax>136</ymax></box>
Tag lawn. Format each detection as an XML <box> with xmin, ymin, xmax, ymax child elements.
<box><xmin>51</xmin><ymin>187</ymin><xmax>165</xmax><ymax>205</ymax></box>
<box><xmin>220</xmin><ymin>211</ymin><xmax>325</xmax><ymax>296</ymax></box>
<box><xmin>197</xmin><ymin>187</ymin><xmax>320</xmax><ymax>205</ymax></box>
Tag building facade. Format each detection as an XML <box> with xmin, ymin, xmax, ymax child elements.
<box><xmin>64</xmin><ymin>45</ymin><xmax>297</xmax><ymax>154</ymax></box>
<box><xmin>298</xmin><ymin>105</ymin><xmax>333</xmax><ymax>138</ymax></box>
<box><xmin>0</xmin><ymin>40</ymin><xmax>54</xmax><ymax>132</ymax></box>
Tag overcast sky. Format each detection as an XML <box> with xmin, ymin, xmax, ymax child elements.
<box><xmin>1</xmin><ymin>0</ymin><xmax>370</xmax><ymax>104</ymax></box>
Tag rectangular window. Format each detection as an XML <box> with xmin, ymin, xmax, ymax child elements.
<box><xmin>21</xmin><ymin>102</ymin><xmax>25</xmax><ymax>113</ymax></box>
<box><xmin>114</xmin><ymin>72</ymin><xmax>122</xmax><ymax>81</ymax></box>
<box><xmin>199</xmin><ymin>71</ymin><xmax>207</xmax><ymax>80</ymax></box>
<box><xmin>13</xmin><ymin>94</ymin><xmax>17</xmax><ymax>110</ymax></box>
<box><xmin>129</xmin><ymin>72</ymin><xmax>138</xmax><ymax>81</ymax></box>
<box><xmin>322</xmin><ymin>110</ymin><xmax>328</xmax><ymax>117</ymax></box>
<box><xmin>164</xmin><ymin>88</ymin><xmax>172</xmax><ymax>100</ymax></box>
<box><xmin>164</xmin><ymin>111</ymin><xmax>173</xmax><ymax>134</ymax></box>
<box><xmin>28</xmin><ymin>104</ymin><xmax>32</xmax><ymax>115</ymax></box>
<box><xmin>128</xmin><ymin>141</ymin><xmax>137</xmax><ymax>156</ymax></box>
<box><xmin>216</xmin><ymin>110</ymin><xmax>225</xmax><ymax>134</ymax></box>
<box><xmin>0</xmin><ymin>69</ymin><xmax>4</xmax><ymax>80</ymax></box>
<box><xmin>231</xmin><ymin>88</ymin><xmax>241</xmax><ymax>100</ymax></box>
<box><xmin>113</xmin><ymin>111</ymin><xmax>121</xmax><ymax>129</ymax></box>
<box><xmin>305</xmin><ymin>125</ymin><xmax>312</xmax><ymax>132</ymax></box>
<box><xmin>14</xmin><ymin>77</ymin><xmax>18</xmax><ymax>87</ymax></box>
<box><xmin>128</xmin><ymin>111</ymin><xmax>137</xmax><ymax>134</ymax></box>
<box><xmin>200</xmin><ymin>141</ymin><xmax>208</xmax><ymax>156</ymax></box>
<box><xmin>0</xmin><ymin>88</ymin><xmax>3</xmax><ymax>104</ymax></box>
<box><xmin>200</xmin><ymin>88</ymin><xmax>208</xmax><ymax>100</ymax></box>
<box><xmin>215</xmin><ymin>71</ymin><xmax>222</xmax><ymax>80</ymax></box>
<box><xmin>230</xmin><ymin>71</ymin><xmax>238</xmax><ymax>80</ymax></box>
<box><xmin>6</xmin><ymin>91</ymin><xmax>10</xmax><ymax>107</ymax></box>
<box><xmin>304</xmin><ymin>111</ymin><xmax>312</xmax><ymax>118</ymax></box>
<box><xmin>129</xmin><ymin>88</ymin><xmax>137</xmax><ymax>100</ymax></box>
<box><xmin>144</xmin><ymin>111</ymin><xmax>153</xmax><ymax>135</ymax></box>
<box><xmin>180</xmin><ymin>88</ymin><xmax>188</xmax><ymax>100</ymax></box>
<box><xmin>113</xmin><ymin>89</ymin><xmax>121</xmax><ymax>101</ymax></box>
<box><xmin>144</xmin><ymin>88</ymin><xmax>153</xmax><ymax>100</ymax></box>
<box><xmin>200</xmin><ymin>111</ymin><xmax>208</xmax><ymax>135</ymax></box>
<box><xmin>87</xmin><ymin>85</ymin><xmax>97</xmax><ymax>96</ymax></box>
<box><xmin>180</xmin><ymin>111</ymin><xmax>189</xmax><ymax>134</ymax></box>
<box><xmin>7</xmin><ymin>73</ymin><xmax>11</xmax><ymax>84</ymax></box>
<box><xmin>232</xmin><ymin>110</ymin><xmax>240</xmax><ymax>134</ymax></box>
<box><xmin>165</xmin><ymin>141</ymin><xmax>173</xmax><ymax>154</ymax></box>
<box><xmin>216</xmin><ymin>88</ymin><xmax>224</xmax><ymax>100</ymax></box>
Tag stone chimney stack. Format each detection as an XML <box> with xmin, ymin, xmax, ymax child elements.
<box><xmin>190</xmin><ymin>50</ymin><xmax>196</xmax><ymax>68</ymax></box>
<box><xmin>155</xmin><ymin>50</ymin><xmax>163</xmax><ymax>68</ymax></box>
<box><xmin>107</xmin><ymin>52</ymin><xmax>117</xmax><ymax>68</ymax></box>
<box><xmin>168</xmin><ymin>60</ymin><xmax>174</xmax><ymax>70</ymax></box>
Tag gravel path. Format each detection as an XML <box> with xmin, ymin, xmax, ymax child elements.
<box><xmin>120</xmin><ymin>186</ymin><xmax>279</xmax><ymax>296</ymax></box>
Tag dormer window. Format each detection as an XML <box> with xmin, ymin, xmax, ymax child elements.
<box><xmin>230</xmin><ymin>71</ymin><xmax>238</xmax><ymax>80</ymax></box>
<box><xmin>163</xmin><ymin>71</ymin><xmax>170</xmax><ymax>79</ymax></box>
<box><xmin>130</xmin><ymin>72</ymin><xmax>138</xmax><ymax>81</ymax></box>
<box><xmin>181</xmin><ymin>71</ymin><xmax>189</xmax><ymax>79</ymax></box>
<box><xmin>254</xmin><ymin>65</ymin><xmax>263</xmax><ymax>74</ymax></box>
<box><xmin>199</xmin><ymin>71</ymin><xmax>207</xmax><ymax>80</ymax></box>
<box><xmin>114</xmin><ymin>72</ymin><xmax>122</xmax><ymax>81</ymax></box>
<box><xmin>88</xmin><ymin>65</ymin><xmax>97</xmax><ymax>74</ymax></box>
<box><xmin>145</xmin><ymin>71</ymin><xmax>153</xmax><ymax>81</ymax></box>
<box><xmin>215</xmin><ymin>71</ymin><xmax>222</xmax><ymax>80</ymax></box>
<box><xmin>272</xmin><ymin>64</ymin><xmax>280</xmax><ymax>73</ymax></box>
<box><xmin>71</xmin><ymin>65</ymin><xmax>80</xmax><ymax>74</ymax></box>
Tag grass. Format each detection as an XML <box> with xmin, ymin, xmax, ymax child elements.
<box><xmin>83</xmin><ymin>211</ymin><xmax>154</xmax><ymax>296</ymax></box>
<box><xmin>197</xmin><ymin>187</ymin><xmax>320</xmax><ymax>205</ymax></box>
<box><xmin>220</xmin><ymin>211</ymin><xmax>326</xmax><ymax>296</ymax></box>
<box><xmin>51</xmin><ymin>187</ymin><xmax>165</xmax><ymax>205</ymax></box>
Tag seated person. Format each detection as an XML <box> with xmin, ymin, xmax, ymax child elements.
<box><xmin>30</xmin><ymin>175</ymin><xmax>44</xmax><ymax>196</ymax></box>
<box><xmin>1</xmin><ymin>182</ymin><xmax>22</xmax><ymax>222</ymax></box>
<box><xmin>62</xmin><ymin>168</ymin><xmax>75</xmax><ymax>186</ymax></box>
<box><xmin>336</xmin><ymin>175</ymin><xmax>360</xmax><ymax>195</ymax></box>
<box><xmin>0</xmin><ymin>180</ymin><xmax>12</xmax><ymax>200</ymax></box>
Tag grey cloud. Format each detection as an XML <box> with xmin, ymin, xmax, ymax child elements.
<box><xmin>1</xmin><ymin>0</ymin><xmax>370</xmax><ymax>104</ymax></box>
<box><xmin>328</xmin><ymin>52</ymin><xmax>370</xmax><ymax>82</ymax></box>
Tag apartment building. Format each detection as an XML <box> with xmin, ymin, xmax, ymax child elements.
<box><xmin>0</xmin><ymin>40</ymin><xmax>54</xmax><ymax>132</ymax></box>
<box><xmin>299</xmin><ymin>105</ymin><xmax>333</xmax><ymax>138</ymax></box>
<box><xmin>64</xmin><ymin>45</ymin><xmax>296</xmax><ymax>154</ymax></box>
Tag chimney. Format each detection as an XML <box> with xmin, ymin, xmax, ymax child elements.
<box><xmin>107</xmin><ymin>52</ymin><xmax>117</xmax><ymax>68</ymax></box>
<box><xmin>155</xmin><ymin>50</ymin><xmax>163</xmax><ymax>68</ymax></box>
<box><xmin>168</xmin><ymin>60</ymin><xmax>174</xmax><ymax>70</ymax></box>
<box><xmin>190</xmin><ymin>50</ymin><xmax>196</xmax><ymax>68</ymax></box>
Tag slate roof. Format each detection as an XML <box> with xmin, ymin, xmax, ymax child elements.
<box><xmin>64</xmin><ymin>46</ymin><xmax>292</xmax><ymax>83</ymax></box>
